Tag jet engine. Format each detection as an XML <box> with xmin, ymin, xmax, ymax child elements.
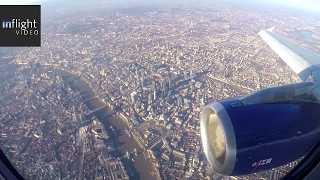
<box><xmin>200</xmin><ymin>82</ymin><xmax>320</xmax><ymax>176</ymax></box>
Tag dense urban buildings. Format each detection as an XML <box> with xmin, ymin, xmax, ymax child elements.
<box><xmin>0</xmin><ymin>1</ymin><xmax>320</xmax><ymax>179</ymax></box>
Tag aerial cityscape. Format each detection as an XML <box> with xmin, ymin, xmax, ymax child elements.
<box><xmin>1</xmin><ymin>0</ymin><xmax>320</xmax><ymax>179</ymax></box>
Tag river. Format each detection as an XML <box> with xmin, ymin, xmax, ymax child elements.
<box><xmin>49</xmin><ymin>68</ymin><xmax>156</xmax><ymax>180</ymax></box>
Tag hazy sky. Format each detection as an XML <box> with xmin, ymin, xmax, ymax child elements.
<box><xmin>1</xmin><ymin>0</ymin><xmax>320</xmax><ymax>13</ymax></box>
<box><xmin>266</xmin><ymin>0</ymin><xmax>320</xmax><ymax>13</ymax></box>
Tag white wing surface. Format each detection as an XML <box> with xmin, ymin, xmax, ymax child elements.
<box><xmin>259</xmin><ymin>28</ymin><xmax>320</xmax><ymax>82</ymax></box>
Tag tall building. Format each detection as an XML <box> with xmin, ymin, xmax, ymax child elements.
<box><xmin>190</xmin><ymin>86</ymin><xmax>195</xmax><ymax>92</ymax></box>
<box><xmin>189</xmin><ymin>80</ymin><xmax>194</xmax><ymax>86</ymax></box>
<box><xmin>184</xmin><ymin>98</ymin><xmax>190</xmax><ymax>108</ymax></box>
<box><xmin>151</xmin><ymin>80</ymin><xmax>156</xmax><ymax>90</ymax></box>
<box><xmin>148</xmin><ymin>93</ymin><xmax>153</xmax><ymax>104</ymax></box>
<box><xmin>131</xmin><ymin>92</ymin><xmax>138</xmax><ymax>104</ymax></box>
<box><xmin>190</xmin><ymin>70</ymin><xmax>197</xmax><ymax>78</ymax></box>
<box><xmin>136</xmin><ymin>100</ymin><xmax>141</xmax><ymax>109</ymax></box>
<box><xmin>183</xmin><ymin>71</ymin><xmax>189</xmax><ymax>79</ymax></box>
<box><xmin>177</xmin><ymin>96</ymin><xmax>183</xmax><ymax>106</ymax></box>
<box><xmin>161</xmin><ymin>87</ymin><xmax>166</xmax><ymax>97</ymax></box>
<box><xmin>151</xmin><ymin>64</ymin><xmax>157</xmax><ymax>71</ymax></box>
<box><xmin>166</xmin><ymin>97</ymin><xmax>171</xmax><ymax>103</ymax></box>
<box><xmin>154</xmin><ymin>90</ymin><xmax>157</xmax><ymax>100</ymax></box>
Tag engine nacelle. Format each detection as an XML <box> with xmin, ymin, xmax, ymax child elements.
<box><xmin>200</xmin><ymin>82</ymin><xmax>320</xmax><ymax>176</ymax></box>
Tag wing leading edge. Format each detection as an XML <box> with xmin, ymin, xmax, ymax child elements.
<box><xmin>258</xmin><ymin>28</ymin><xmax>320</xmax><ymax>82</ymax></box>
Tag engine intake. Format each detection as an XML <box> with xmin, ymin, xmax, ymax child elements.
<box><xmin>201</xmin><ymin>102</ymin><xmax>237</xmax><ymax>175</ymax></box>
<box><xmin>208</xmin><ymin>112</ymin><xmax>225</xmax><ymax>166</ymax></box>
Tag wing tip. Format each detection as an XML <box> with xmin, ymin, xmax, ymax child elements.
<box><xmin>267</xmin><ymin>27</ymin><xmax>275</xmax><ymax>32</ymax></box>
<box><xmin>258</xmin><ymin>27</ymin><xmax>275</xmax><ymax>35</ymax></box>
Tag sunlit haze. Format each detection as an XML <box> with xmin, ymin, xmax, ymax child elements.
<box><xmin>266</xmin><ymin>0</ymin><xmax>320</xmax><ymax>13</ymax></box>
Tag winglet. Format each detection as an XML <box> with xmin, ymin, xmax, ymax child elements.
<box><xmin>267</xmin><ymin>27</ymin><xmax>275</xmax><ymax>32</ymax></box>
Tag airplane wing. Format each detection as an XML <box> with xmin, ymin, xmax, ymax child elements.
<box><xmin>258</xmin><ymin>27</ymin><xmax>320</xmax><ymax>82</ymax></box>
<box><xmin>258</xmin><ymin>28</ymin><xmax>320</xmax><ymax>101</ymax></box>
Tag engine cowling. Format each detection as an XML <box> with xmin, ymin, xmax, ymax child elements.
<box><xmin>200</xmin><ymin>82</ymin><xmax>320</xmax><ymax>176</ymax></box>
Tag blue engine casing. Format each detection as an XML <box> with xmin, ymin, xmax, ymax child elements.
<box><xmin>200</xmin><ymin>82</ymin><xmax>320</xmax><ymax>176</ymax></box>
